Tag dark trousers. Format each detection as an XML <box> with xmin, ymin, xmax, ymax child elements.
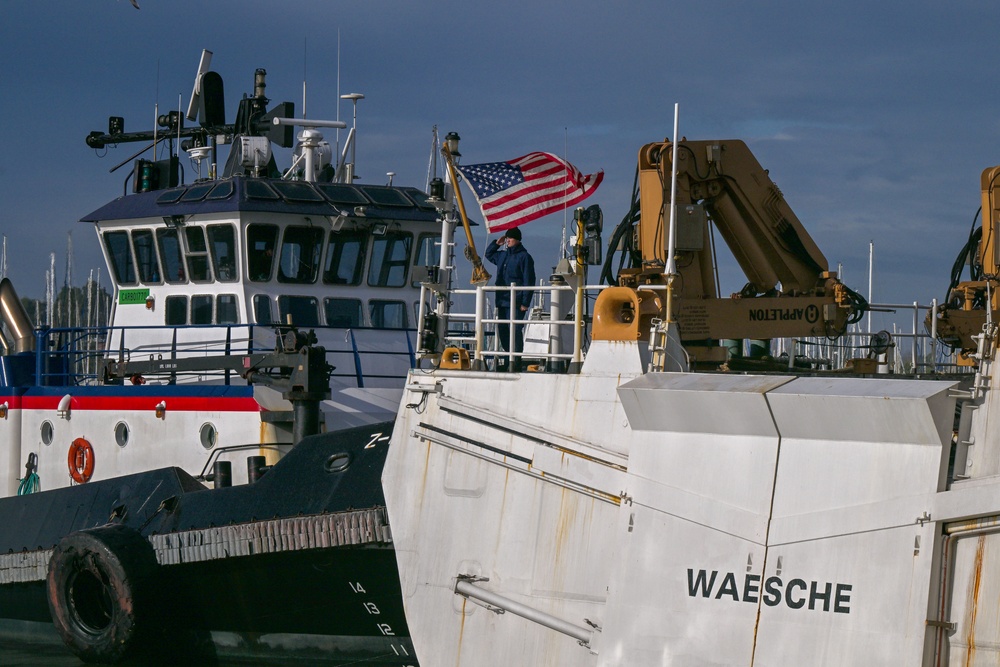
<box><xmin>497</xmin><ymin>304</ymin><xmax>526</xmax><ymax>371</ymax></box>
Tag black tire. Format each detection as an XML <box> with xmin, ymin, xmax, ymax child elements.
<box><xmin>46</xmin><ymin>525</ymin><xmax>160</xmax><ymax>664</ymax></box>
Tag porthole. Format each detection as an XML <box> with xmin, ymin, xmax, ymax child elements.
<box><xmin>40</xmin><ymin>420</ymin><xmax>53</xmax><ymax>446</ymax></box>
<box><xmin>199</xmin><ymin>422</ymin><xmax>218</xmax><ymax>450</ymax></box>
<box><xmin>114</xmin><ymin>421</ymin><xmax>130</xmax><ymax>448</ymax></box>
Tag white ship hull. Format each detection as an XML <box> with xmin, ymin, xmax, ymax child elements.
<box><xmin>384</xmin><ymin>340</ymin><xmax>997</xmax><ymax>665</ymax></box>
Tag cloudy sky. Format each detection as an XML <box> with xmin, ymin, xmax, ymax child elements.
<box><xmin>2</xmin><ymin>1</ymin><xmax>998</xmax><ymax>333</ymax></box>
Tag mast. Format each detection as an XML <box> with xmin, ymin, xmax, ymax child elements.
<box><xmin>46</xmin><ymin>253</ymin><xmax>55</xmax><ymax>327</ymax></box>
<box><xmin>65</xmin><ymin>232</ymin><xmax>74</xmax><ymax>328</ymax></box>
<box><xmin>426</xmin><ymin>125</ymin><xmax>439</xmax><ymax>192</ymax></box>
<box><xmin>95</xmin><ymin>268</ymin><xmax>102</xmax><ymax>328</ymax></box>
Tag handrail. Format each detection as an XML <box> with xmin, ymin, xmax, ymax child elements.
<box><xmin>25</xmin><ymin>322</ymin><xmax>419</xmax><ymax>388</ymax></box>
<box><xmin>441</xmin><ymin>281</ymin><xmax>963</xmax><ymax>374</ymax></box>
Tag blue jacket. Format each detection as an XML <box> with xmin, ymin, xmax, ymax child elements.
<box><xmin>485</xmin><ymin>240</ymin><xmax>536</xmax><ymax>309</ymax></box>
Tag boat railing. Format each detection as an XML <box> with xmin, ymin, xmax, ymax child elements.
<box><xmin>443</xmin><ymin>282</ymin><xmax>583</xmax><ymax>371</ymax></box>
<box><xmin>790</xmin><ymin>299</ymin><xmax>967</xmax><ymax>374</ymax></box>
<box><xmin>29</xmin><ymin>323</ymin><xmax>417</xmax><ymax>387</ymax></box>
<box><xmin>440</xmin><ymin>281</ymin><xmax>966</xmax><ymax>374</ymax></box>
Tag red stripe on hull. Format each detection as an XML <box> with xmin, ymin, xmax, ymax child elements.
<box><xmin>19</xmin><ymin>396</ymin><xmax>261</xmax><ymax>412</ymax></box>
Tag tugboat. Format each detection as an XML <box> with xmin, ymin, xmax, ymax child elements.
<box><xmin>383</xmin><ymin>133</ymin><xmax>992</xmax><ymax>665</ymax></box>
<box><xmin>0</xmin><ymin>50</ymin><xmax>445</xmax><ymax>494</ymax></box>
<box><xmin>0</xmin><ymin>52</ymin><xmax>435</xmax><ymax>664</ymax></box>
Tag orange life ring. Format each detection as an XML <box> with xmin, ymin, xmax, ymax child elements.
<box><xmin>68</xmin><ymin>438</ymin><xmax>95</xmax><ymax>484</ymax></box>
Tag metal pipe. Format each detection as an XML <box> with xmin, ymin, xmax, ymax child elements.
<box><xmin>930</xmin><ymin>298</ymin><xmax>938</xmax><ymax>373</ymax></box>
<box><xmin>943</xmin><ymin>514</ymin><xmax>1000</xmax><ymax>535</ymax></box>
<box><xmin>550</xmin><ymin>275</ymin><xmax>565</xmax><ymax>369</ymax></box>
<box><xmin>867</xmin><ymin>241</ymin><xmax>873</xmax><ymax>335</ymax></box>
<box><xmin>437</xmin><ymin>205</ymin><xmax>456</xmax><ymax>349</ymax></box>
<box><xmin>934</xmin><ymin>516</ymin><xmax>1000</xmax><ymax>666</ymax></box>
<box><xmin>454</xmin><ymin>579</ymin><xmax>592</xmax><ymax>646</ymax></box>
<box><xmin>572</xmin><ymin>216</ymin><xmax>585</xmax><ymax>369</ymax></box>
<box><xmin>665</xmin><ymin>103</ymin><xmax>680</xmax><ymax>276</ymax></box>
<box><xmin>271</xmin><ymin>117</ymin><xmax>347</xmax><ymax>129</ymax></box>
<box><xmin>0</xmin><ymin>278</ymin><xmax>35</xmax><ymax>353</ymax></box>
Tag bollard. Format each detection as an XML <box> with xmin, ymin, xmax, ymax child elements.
<box><xmin>212</xmin><ymin>460</ymin><xmax>232</xmax><ymax>489</ymax></box>
<box><xmin>247</xmin><ymin>455</ymin><xmax>268</xmax><ymax>483</ymax></box>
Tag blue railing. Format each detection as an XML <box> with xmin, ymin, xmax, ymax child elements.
<box><xmin>27</xmin><ymin>323</ymin><xmax>418</xmax><ymax>388</ymax></box>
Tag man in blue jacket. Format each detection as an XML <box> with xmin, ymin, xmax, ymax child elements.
<box><xmin>485</xmin><ymin>227</ymin><xmax>536</xmax><ymax>372</ymax></box>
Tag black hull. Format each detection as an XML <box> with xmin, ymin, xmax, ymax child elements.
<box><xmin>0</xmin><ymin>421</ymin><xmax>416</xmax><ymax>665</ymax></box>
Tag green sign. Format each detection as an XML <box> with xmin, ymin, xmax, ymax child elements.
<box><xmin>118</xmin><ymin>288</ymin><xmax>151</xmax><ymax>305</ymax></box>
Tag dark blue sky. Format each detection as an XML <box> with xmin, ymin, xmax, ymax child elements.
<box><xmin>2</xmin><ymin>1</ymin><xmax>999</xmax><ymax>334</ymax></box>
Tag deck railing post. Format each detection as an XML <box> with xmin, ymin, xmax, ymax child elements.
<box><xmin>508</xmin><ymin>283</ymin><xmax>517</xmax><ymax>369</ymax></box>
<box><xmin>474</xmin><ymin>285</ymin><xmax>486</xmax><ymax>370</ymax></box>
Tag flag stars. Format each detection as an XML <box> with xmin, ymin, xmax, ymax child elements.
<box><xmin>461</xmin><ymin>162</ymin><xmax>524</xmax><ymax>198</ymax></box>
<box><xmin>457</xmin><ymin>152</ymin><xmax>603</xmax><ymax>231</ymax></box>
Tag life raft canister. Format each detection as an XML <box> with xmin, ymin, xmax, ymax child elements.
<box><xmin>67</xmin><ymin>437</ymin><xmax>94</xmax><ymax>484</ymax></box>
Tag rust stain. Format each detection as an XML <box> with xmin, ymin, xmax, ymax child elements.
<box><xmin>456</xmin><ymin>596</ymin><xmax>466</xmax><ymax>667</ymax></box>
<box><xmin>413</xmin><ymin>438</ymin><xmax>432</xmax><ymax>519</ymax></box>
<box><xmin>965</xmin><ymin>534</ymin><xmax>986</xmax><ymax>666</ymax></box>
<box><xmin>547</xmin><ymin>442</ymin><xmax>626</xmax><ymax>471</ymax></box>
<box><xmin>553</xmin><ymin>487</ymin><xmax>575</xmax><ymax>576</ymax></box>
<box><xmin>421</xmin><ymin>439</ymin><xmax>432</xmax><ymax>486</ymax></box>
<box><xmin>493</xmin><ymin>468</ymin><xmax>510</xmax><ymax>556</ymax></box>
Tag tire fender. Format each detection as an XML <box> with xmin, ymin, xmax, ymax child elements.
<box><xmin>46</xmin><ymin>524</ymin><xmax>160</xmax><ymax>664</ymax></box>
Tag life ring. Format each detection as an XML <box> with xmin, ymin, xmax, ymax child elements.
<box><xmin>46</xmin><ymin>525</ymin><xmax>161</xmax><ymax>664</ymax></box>
<box><xmin>67</xmin><ymin>438</ymin><xmax>94</xmax><ymax>484</ymax></box>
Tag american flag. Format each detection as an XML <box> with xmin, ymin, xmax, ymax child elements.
<box><xmin>456</xmin><ymin>152</ymin><xmax>603</xmax><ymax>233</ymax></box>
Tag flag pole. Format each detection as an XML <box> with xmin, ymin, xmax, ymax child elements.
<box><xmin>442</xmin><ymin>141</ymin><xmax>491</xmax><ymax>285</ymax></box>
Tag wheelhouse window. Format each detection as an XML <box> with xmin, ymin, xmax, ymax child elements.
<box><xmin>165</xmin><ymin>296</ymin><xmax>187</xmax><ymax>325</ymax></box>
<box><xmin>156</xmin><ymin>228</ymin><xmax>186</xmax><ymax>283</ymax></box>
<box><xmin>247</xmin><ymin>224</ymin><xmax>278</xmax><ymax>282</ymax></box>
<box><xmin>217</xmin><ymin>294</ymin><xmax>239</xmax><ymax>324</ymax></box>
<box><xmin>278</xmin><ymin>226</ymin><xmax>324</xmax><ymax>284</ymax></box>
<box><xmin>191</xmin><ymin>295</ymin><xmax>213</xmax><ymax>325</ymax></box>
<box><xmin>368</xmin><ymin>231</ymin><xmax>412</xmax><ymax>288</ymax></box>
<box><xmin>103</xmin><ymin>231</ymin><xmax>136</xmax><ymax>285</ymax></box>
<box><xmin>208</xmin><ymin>224</ymin><xmax>237</xmax><ymax>282</ymax></box>
<box><xmin>278</xmin><ymin>296</ymin><xmax>319</xmax><ymax>327</ymax></box>
<box><xmin>324</xmin><ymin>298</ymin><xmax>363</xmax><ymax>327</ymax></box>
<box><xmin>411</xmin><ymin>232</ymin><xmax>441</xmax><ymax>287</ymax></box>
<box><xmin>131</xmin><ymin>230</ymin><xmax>161</xmax><ymax>283</ymax></box>
<box><xmin>369</xmin><ymin>300</ymin><xmax>409</xmax><ymax>329</ymax></box>
<box><xmin>184</xmin><ymin>227</ymin><xmax>211</xmax><ymax>282</ymax></box>
<box><xmin>253</xmin><ymin>295</ymin><xmax>274</xmax><ymax>325</ymax></box>
<box><xmin>323</xmin><ymin>230</ymin><xmax>367</xmax><ymax>285</ymax></box>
